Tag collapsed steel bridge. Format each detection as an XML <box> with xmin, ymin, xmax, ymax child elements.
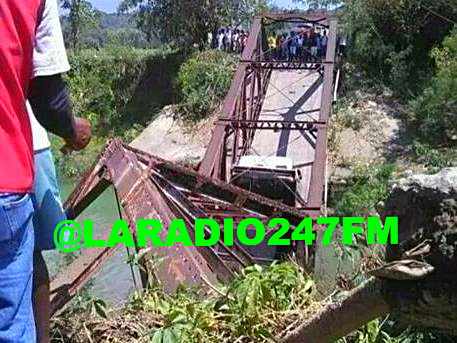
<box><xmin>50</xmin><ymin>11</ymin><xmax>339</xmax><ymax>316</ymax></box>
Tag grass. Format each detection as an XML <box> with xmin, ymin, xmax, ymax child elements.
<box><xmin>51</xmin><ymin>261</ymin><xmax>318</xmax><ymax>342</ymax></box>
<box><xmin>51</xmin><ymin>259</ymin><xmax>454</xmax><ymax>343</ymax></box>
<box><xmin>329</xmin><ymin>163</ymin><xmax>396</xmax><ymax>217</ymax></box>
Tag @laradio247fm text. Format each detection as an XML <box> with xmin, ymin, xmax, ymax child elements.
<box><xmin>54</xmin><ymin>217</ymin><xmax>398</xmax><ymax>253</ymax></box>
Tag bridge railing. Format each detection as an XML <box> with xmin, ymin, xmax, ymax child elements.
<box><xmin>199</xmin><ymin>17</ymin><xmax>272</xmax><ymax>181</ymax></box>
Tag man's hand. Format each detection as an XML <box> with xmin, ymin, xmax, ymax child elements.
<box><xmin>61</xmin><ymin>117</ymin><xmax>92</xmax><ymax>154</ymax></box>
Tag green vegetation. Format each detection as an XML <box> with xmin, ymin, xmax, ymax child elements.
<box><xmin>298</xmin><ymin>0</ymin><xmax>457</xmax><ymax>151</ymax></box>
<box><xmin>410</xmin><ymin>141</ymin><xmax>453</xmax><ymax>171</ymax></box>
<box><xmin>408</xmin><ymin>29</ymin><xmax>457</xmax><ymax>146</ymax></box>
<box><xmin>53</xmin><ymin>47</ymin><xmax>185</xmax><ymax>177</ymax></box>
<box><xmin>330</xmin><ymin>164</ymin><xmax>396</xmax><ymax>216</ymax></box>
<box><xmin>339</xmin><ymin>318</ymin><xmax>454</xmax><ymax>343</ymax></box>
<box><xmin>53</xmin><ymin>47</ymin><xmax>236</xmax><ymax>177</ymax></box>
<box><xmin>61</xmin><ymin>1</ymin><xmax>151</xmax><ymax>49</ymax></box>
<box><xmin>339</xmin><ymin>0</ymin><xmax>456</xmax><ymax>95</ymax></box>
<box><xmin>118</xmin><ymin>0</ymin><xmax>271</xmax><ymax>49</ymax></box>
<box><xmin>52</xmin><ymin>260</ymin><xmax>453</xmax><ymax>343</ymax></box>
<box><xmin>62</xmin><ymin>0</ymin><xmax>99</xmax><ymax>49</ymax></box>
<box><xmin>52</xmin><ymin>1</ymin><xmax>457</xmax><ymax>342</ymax></box>
<box><xmin>66</xmin><ymin>47</ymin><xmax>183</xmax><ymax>135</ymax></box>
<box><xmin>52</xmin><ymin>262</ymin><xmax>317</xmax><ymax>342</ymax></box>
<box><xmin>176</xmin><ymin>50</ymin><xmax>236</xmax><ymax>121</ymax></box>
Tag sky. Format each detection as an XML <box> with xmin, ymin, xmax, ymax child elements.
<box><xmin>89</xmin><ymin>0</ymin><xmax>306</xmax><ymax>13</ymax></box>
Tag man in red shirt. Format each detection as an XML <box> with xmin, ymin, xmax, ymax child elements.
<box><xmin>0</xmin><ymin>1</ymin><xmax>90</xmax><ymax>341</ymax></box>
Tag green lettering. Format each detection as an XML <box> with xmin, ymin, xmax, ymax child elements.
<box><xmin>224</xmin><ymin>218</ymin><xmax>234</xmax><ymax>246</ymax></box>
<box><xmin>137</xmin><ymin>219</ymin><xmax>164</xmax><ymax>247</ymax></box>
<box><xmin>195</xmin><ymin>219</ymin><xmax>220</xmax><ymax>246</ymax></box>
<box><xmin>237</xmin><ymin>218</ymin><xmax>265</xmax><ymax>246</ymax></box>
<box><xmin>291</xmin><ymin>218</ymin><xmax>315</xmax><ymax>245</ymax></box>
<box><xmin>343</xmin><ymin>217</ymin><xmax>364</xmax><ymax>245</ymax></box>
<box><xmin>367</xmin><ymin>217</ymin><xmax>398</xmax><ymax>244</ymax></box>
<box><xmin>318</xmin><ymin>217</ymin><xmax>339</xmax><ymax>245</ymax></box>
<box><xmin>106</xmin><ymin>220</ymin><xmax>135</xmax><ymax>248</ymax></box>
<box><xmin>164</xmin><ymin>219</ymin><xmax>193</xmax><ymax>247</ymax></box>
<box><xmin>83</xmin><ymin>220</ymin><xmax>106</xmax><ymax>247</ymax></box>
<box><xmin>268</xmin><ymin>218</ymin><xmax>290</xmax><ymax>245</ymax></box>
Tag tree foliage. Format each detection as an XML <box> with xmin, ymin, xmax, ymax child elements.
<box><xmin>296</xmin><ymin>0</ymin><xmax>456</xmax><ymax>95</ymax></box>
<box><xmin>342</xmin><ymin>0</ymin><xmax>456</xmax><ymax>95</ymax></box>
<box><xmin>61</xmin><ymin>12</ymin><xmax>151</xmax><ymax>49</ymax></box>
<box><xmin>409</xmin><ymin>28</ymin><xmax>457</xmax><ymax>146</ymax></box>
<box><xmin>61</xmin><ymin>0</ymin><xmax>100</xmax><ymax>49</ymax></box>
<box><xmin>118</xmin><ymin>0</ymin><xmax>271</xmax><ymax>49</ymax></box>
<box><xmin>177</xmin><ymin>50</ymin><xmax>235</xmax><ymax>121</ymax></box>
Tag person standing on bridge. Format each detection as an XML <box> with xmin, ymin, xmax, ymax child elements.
<box><xmin>321</xmin><ymin>30</ymin><xmax>328</xmax><ymax>58</ymax></box>
<box><xmin>268</xmin><ymin>34</ymin><xmax>277</xmax><ymax>60</ymax></box>
<box><xmin>0</xmin><ymin>1</ymin><xmax>91</xmax><ymax>342</ymax></box>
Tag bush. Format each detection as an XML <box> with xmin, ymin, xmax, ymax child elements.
<box><xmin>411</xmin><ymin>141</ymin><xmax>452</xmax><ymax>170</ymax></box>
<box><xmin>408</xmin><ymin>28</ymin><xmax>457</xmax><ymax>146</ymax></box>
<box><xmin>66</xmin><ymin>47</ymin><xmax>185</xmax><ymax>137</ymax></box>
<box><xmin>330</xmin><ymin>164</ymin><xmax>396</xmax><ymax>216</ymax></box>
<box><xmin>343</xmin><ymin>0</ymin><xmax>456</xmax><ymax>96</ymax></box>
<box><xmin>52</xmin><ymin>262</ymin><xmax>316</xmax><ymax>342</ymax></box>
<box><xmin>55</xmin><ymin>47</ymin><xmax>186</xmax><ymax>178</ymax></box>
<box><xmin>176</xmin><ymin>50</ymin><xmax>235</xmax><ymax>121</ymax></box>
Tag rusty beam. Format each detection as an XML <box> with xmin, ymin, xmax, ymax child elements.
<box><xmin>51</xmin><ymin>141</ymin><xmax>235</xmax><ymax>315</ymax></box>
<box><xmin>218</xmin><ymin>119</ymin><xmax>325</xmax><ymax>131</ymax></box>
<box><xmin>199</xmin><ymin>18</ymin><xmax>262</xmax><ymax>178</ymax></box>
<box><xmin>261</xmin><ymin>11</ymin><xmax>336</xmax><ymax>26</ymax></box>
<box><xmin>128</xmin><ymin>143</ymin><xmax>311</xmax><ymax>226</ymax></box>
<box><xmin>307</xmin><ymin>18</ymin><xmax>338</xmax><ymax>208</ymax></box>
<box><xmin>52</xmin><ymin>138</ymin><xmax>318</xmax><ymax>315</ymax></box>
<box><xmin>241</xmin><ymin>61</ymin><xmax>322</xmax><ymax>70</ymax></box>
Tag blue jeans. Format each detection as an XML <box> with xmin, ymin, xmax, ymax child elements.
<box><xmin>0</xmin><ymin>193</ymin><xmax>36</xmax><ymax>342</ymax></box>
<box><xmin>32</xmin><ymin>148</ymin><xmax>66</xmax><ymax>251</ymax></box>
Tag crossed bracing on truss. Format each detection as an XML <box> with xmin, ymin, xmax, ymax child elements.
<box><xmin>50</xmin><ymin>140</ymin><xmax>318</xmax><ymax>316</ymax></box>
<box><xmin>50</xmin><ymin>11</ymin><xmax>338</xmax><ymax>316</ymax></box>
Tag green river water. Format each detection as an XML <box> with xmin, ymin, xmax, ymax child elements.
<box><xmin>45</xmin><ymin>177</ymin><xmax>138</xmax><ymax>305</ymax></box>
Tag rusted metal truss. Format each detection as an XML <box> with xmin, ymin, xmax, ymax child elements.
<box><xmin>199</xmin><ymin>13</ymin><xmax>338</xmax><ymax>210</ymax></box>
<box><xmin>262</xmin><ymin>11</ymin><xmax>337</xmax><ymax>27</ymax></box>
<box><xmin>50</xmin><ymin>139</ymin><xmax>318</xmax><ymax>316</ymax></box>
<box><xmin>241</xmin><ymin>60</ymin><xmax>323</xmax><ymax>70</ymax></box>
<box><xmin>218</xmin><ymin>119</ymin><xmax>326</xmax><ymax>132</ymax></box>
<box><xmin>50</xmin><ymin>11</ymin><xmax>339</xmax><ymax>316</ymax></box>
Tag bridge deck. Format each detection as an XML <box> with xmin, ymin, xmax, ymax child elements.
<box><xmin>248</xmin><ymin>69</ymin><xmax>323</xmax><ymax>207</ymax></box>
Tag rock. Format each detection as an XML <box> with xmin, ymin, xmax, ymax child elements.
<box><xmin>395</xmin><ymin>168</ymin><xmax>457</xmax><ymax>194</ymax></box>
<box><xmin>379</xmin><ymin>168</ymin><xmax>457</xmax><ymax>334</ymax></box>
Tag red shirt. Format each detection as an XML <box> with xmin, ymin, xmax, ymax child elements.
<box><xmin>0</xmin><ymin>0</ymin><xmax>43</xmax><ymax>193</ymax></box>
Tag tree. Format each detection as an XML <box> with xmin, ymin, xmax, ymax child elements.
<box><xmin>294</xmin><ymin>0</ymin><xmax>457</xmax><ymax>95</ymax></box>
<box><xmin>232</xmin><ymin>0</ymin><xmax>272</xmax><ymax>28</ymax></box>
<box><xmin>409</xmin><ymin>28</ymin><xmax>457</xmax><ymax>145</ymax></box>
<box><xmin>118</xmin><ymin>0</ymin><xmax>271</xmax><ymax>49</ymax></box>
<box><xmin>62</xmin><ymin>0</ymin><xmax>100</xmax><ymax>49</ymax></box>
<box><xmin>293</xmin><ymin>0</ymin><xmax>340</xmax><ymax>9</ymax></box>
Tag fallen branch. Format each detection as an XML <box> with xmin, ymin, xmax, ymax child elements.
<box><xmin>280</xmin><ymin>278</ymin><xmax>390</xmax><ymax>343</ymax></box>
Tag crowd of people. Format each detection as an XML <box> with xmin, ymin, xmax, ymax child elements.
<box><xmin>268</xmin><ymin>26</ymin><xmax>330</xmax><ymax>61</ymax></box>
<box><xmin>215</xmin><ymin>28</ymin><xmax>249</xmax><ymax>54</ymax></box>
<box><xmin>211</xmin><ymin>25</ymin><xmax>346</xmax><ymax>62</ymax></box>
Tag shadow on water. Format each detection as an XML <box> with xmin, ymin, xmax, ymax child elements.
<box><xmin>44</xmin><ymin>177</ymin><xmax>138</xmax><ymax>306</ymax></box>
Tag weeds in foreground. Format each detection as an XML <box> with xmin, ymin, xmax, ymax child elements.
<box><xmin>51</xmin><ymin>261</ymin><xmax>317</xmax><ymax>342</ymax></box>
<box><xmin>51</xmin><ymin>260</ymin><xmax>455</xmax><ymax>343</ymax></box>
